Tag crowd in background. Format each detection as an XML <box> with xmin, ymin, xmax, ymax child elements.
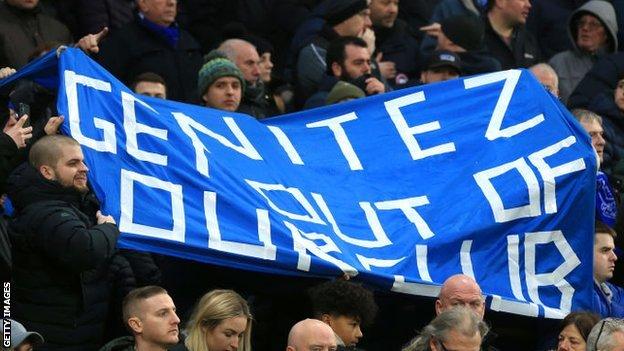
<box><xmin>2</xmin><ymin>0</ymin><xmax>624</xmax><ymax>350</ymax></box>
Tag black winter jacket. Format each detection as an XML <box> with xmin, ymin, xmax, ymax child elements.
<box><xmin>96</xmin><ymin>19</ymin><xmax>203</xmax><ymax>103</ymax></box>
<box><xmin>568</xmin><ymin>52</ymin><xmax>624</xmax><ymax>109</ymax></box>
<box><xmin>374</xmin><ymin>19</ymin><xmax>421</xmax><ymax>88</ymax></box>
<box><xmin>483</xmin><ymin>17</ymin><xmax>541</xmax><ymax>70</ymax></box>
<box><xmin>7</xmin><ymin>164</ymin><xmax>121</xmax><ymax>351</ymax></box>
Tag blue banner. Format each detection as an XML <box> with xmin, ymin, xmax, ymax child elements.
<box><xmin>39</xmin><ymin>48</ymin><xmax>595</xmax><ymax>318</ymax></box>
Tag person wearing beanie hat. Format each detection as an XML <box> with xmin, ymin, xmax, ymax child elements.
<box><xmin>420</xmin><ymin>14</ymin><xmax>501</xmax><ymax>75</ymax></box>
<box><xmin>440</xmin><ymin>15</ymin><xmax>485</xmax><ymax>52</ymax></box>
<box><xmin>198</xmin><ymin>51</ymin><xmax>246</xmax><ymax>112</ymax></box>
<box><xmin>8</xmin><ymin>318</ymin><xmax>44</xmax><ymax>350</ymax></box>
<box><xmin>549</xmin><ymin>0</ymin><xmax>619</xmax><ymax>104</ymax></box>
<box><xmin>296</xmin><ymin>0</ymin><xmax>372</xmax><ymax>104</ymax></box>
<box><xmin>326</xmin><ymin>81</ymin><xmax>366</xmax><ymax>105</ymax></box>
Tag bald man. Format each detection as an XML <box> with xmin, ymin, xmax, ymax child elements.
<box><xmin>436</xmin><ymin>274</ymin><xmax>485</xmax><ymax>319</ymax></box>
<box><xmin>217</xmin><ymin>38</ymin><xmax>270</xmax><ymax>119</ymax></box>
<box><xmin>287</xmin><ymin>319</ymin><xmax>338</xmax><ymax>351</ymax></box>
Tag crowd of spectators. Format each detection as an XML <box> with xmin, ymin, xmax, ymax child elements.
<box><xmin>3</xmin><ymin>0</ymin><xmax>624</xmax><ymax>350</ymax></box>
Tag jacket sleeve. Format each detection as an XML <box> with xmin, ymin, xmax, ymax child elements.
<box><xmin>119</xmin><ymin>248</ymin><xmax>162</xmax><ymax>286</ymax></box>
<box><xmin>25</xmin><ymin>203</ymin><xmax>120</xmax><ymax>272</ymax></box>
<box><xmin>0</xmin><ymin>133</ymin><xmax>19</xmax><ymax>191</ymax></box>
<box><xmin>296</xmin><ymin>44</ymin><xmax>327</xmax><ymax>98</ymax></box>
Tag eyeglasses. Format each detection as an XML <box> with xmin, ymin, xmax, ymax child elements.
<box><xmin>577</xmin><ymin>19</ymin><xmax>603</xmax><ymax>30</ymax></box>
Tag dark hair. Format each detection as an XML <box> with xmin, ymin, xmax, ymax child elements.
<box><xmin>122</xmin><ymin>286</ymin><xmax>169</xmax><ymax>328</ymax></box>
<box><xmin>486</xmin><ymin>0</ymin><xmax>496</xmax><ymax>12</ymax></box>
<box><xmin>559</xmin><ymin>311</ymin><xmax>601</xmax><ymax>342</ymax></box>
<box><xmin>309</xmin><ymin>280</ymin><xmax>378</xmax><ymax>326</ymax></box>
<box><xmin>325</xmin><ymin>36</ymin><xmax>368</xmax><ymax>75</ymax></box>
<box><xmin>131</xmin><ymin>72</ymin><xmax>167</xmax><ymax>90</ymax></box>
<box><xmin>596</xmin><ymin>220</ymin><xmax>617</xmax><ymax>238</ymax></box>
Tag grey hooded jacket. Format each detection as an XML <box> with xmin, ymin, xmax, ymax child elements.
<box><xmin>549</xmin><ymin>0</ymin><xmax>618</xmax><ymax>103</ymax></box>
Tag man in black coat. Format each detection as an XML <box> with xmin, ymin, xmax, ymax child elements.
<box><xmin>370</xmin><ymin>0</ymin><xmax>421</xmax><ymax>89</ymax></box>
<box><xmin>96</xmin><ymin>0</ymin><xmax>203</xmax><ymax>103</ymax></box>
<box><xmin>7</xmin><ymin>135</ymin><xmax>121</xmax><ymax>351</ymax></box>
<box><xmin>483</xmin><ymin>0</ymin><xmax>541</xmax><ymax>69</ymax></box>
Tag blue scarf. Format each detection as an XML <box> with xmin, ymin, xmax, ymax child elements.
<box><xmin>596</xmin><ymin>171</ymin><xmax>617</xmax><ymax>227</ymax></box>
<box><xmin>138</xmin><ymin>13</ymin><xmax>180</xmax><ymax>49</ymax></box>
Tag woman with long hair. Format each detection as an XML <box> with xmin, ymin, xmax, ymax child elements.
<box><xmin>181</xmin><ymin>289</ymin><xmax>252</xmax><ymax>351</ymax></box>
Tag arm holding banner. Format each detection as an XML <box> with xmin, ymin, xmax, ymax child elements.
<box><xmin>20</xmin><ymin>201</ymin><xmax>119</xmax><ymax>272</ymax></box>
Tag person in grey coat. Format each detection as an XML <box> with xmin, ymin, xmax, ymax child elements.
<box><xmin>549</xmin><ymin>0</ymin><xmax>618</xmax><ymax>104</ymax></box>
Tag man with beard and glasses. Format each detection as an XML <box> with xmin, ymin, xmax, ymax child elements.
<box><xmin>7</xmin><ymin>135</ymin><xmax>121</xmax><ymax>351</ymax></box>
<box><xmin>304</xmin><ymin>36</ymin><xmax>386</xmax><ymax>109</ymax></box>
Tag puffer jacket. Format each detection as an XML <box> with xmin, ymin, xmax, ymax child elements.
<box><xmin>7</xmin><ymin>163</ymin><xmax>121</xmax><ymax>351</ymax></box>
<box><xmin>549</xmin><ymin>0</ymin><xmax>618</xmax><ymax>103</ymax></box>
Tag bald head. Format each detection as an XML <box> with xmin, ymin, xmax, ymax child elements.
<box><xmin>287</xmin><ymin>319</ymin><xmax>337</xmax><ymax>351</ymax></box>
<box><xmin>29</xmin><ymin>135</ymin><xmax>80</xmax><ymax>169</ymax></box>
<box><xmin>217</xmin><ymin>39</ymin><xmax>260</xmax><ymax>85</ymax></box>
<box><xmin>529</xmin><ymin>63</ymin><xmax>559</xmax><ymax>97</ymax></box>
<box><xmin>436</xmin><ymin>274</ymin><xmax>485</xmax><ymax>319</ymax></box>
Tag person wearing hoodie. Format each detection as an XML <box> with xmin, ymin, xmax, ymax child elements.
<box><xmin>7</xmin><ymin>135</ymin><xmax>121</xmax><ymax>351</ymax></box>
<box><xmin>549</xmin><ymin>0</ymin><xmax>618</xmax><ymax>104</ymax></box>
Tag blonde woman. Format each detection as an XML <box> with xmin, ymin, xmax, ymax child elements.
<box><xmin>181</xmin><ymin>289</ymin><xmax>252</xmax><ymax>351</ymax></box>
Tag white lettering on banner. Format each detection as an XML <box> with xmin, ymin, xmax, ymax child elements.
<box><xmin>384</xmin><ymin>91</ymin><xmax>456</xmax><ymax>160</ymax></box>
<box><xmin>172</xmin><ymin>112</ymin><xmax>262</xmax><ymax>177</ymax></box>
<box><xmin>312</xmin><ymin>194</ymin><xmax>392</xmax><ymax>248</ymax></box>
<box><xmin>245</xmin><ymin>180</ymin><xmax>325</xmax><ymax>224</ymax></box>
<box><xmin>119</xmin><ymin>169</ymin><xmax>185</xmax><ymax>242</ymax></box>
<box><xmin>475</xmin><ymin>139</ymin><xmax>586</xmax><ymax>222</ymax></box>
<box><xmin>415</xmin><ymin>244</ymin><xmax>433</xmax><ymax>282</ymax></box>
<box><xmin>375</xmin><ymin>196</ymin><xmax>435</xmax><ymax>239</ymax></box>
<box><xmin>490</xmin><ymin>295</ymin><xmax>539</xmax><ymax>317</ymax></box>
<box><xmin>203</xmin><ymin>191</ymin><xmax>277</xmax><ymax>260</ymax></box>
<box><xmin>524</xmin><ymin>231</ymin><xmax>580</xmax><ymax>318</ymax></box>
<box><xmin>473</xmin><ymin>158</ymin><xmax>541</xmax><ymax>223</ymax></box>
<box><xmin>306</xmin><ymin>112</ymin><xmax>363</xmax><ymax>170</ymax></box>
<box><xmin>267</xmin><ymin>126</ymin><xmax>304</xmax><ymax>165</ymax></box>
<box><xmin>507</xmin><ymin>235</ymin><xmax>527</xmax><ymax>301</ymax></box>
<box><xmin>463</xmin><ymin>70</ymin><xmax>545</xmax><ymax>140</ymax></box>
<box><xmin>285</xmin><ymin>221</ymin><xmax>358</xmax><ymax>276</ymax></box>
<box><xmin>391</xmin><ymin>275</ymin><xmax>440</xmax><ymax>297</ymax></box>
<box><xmin>64</xmin><ymin>70</ymin><xmax>116</xmax><ymax>153</ymax></box>
<box><xmin>356</xmin><ymin>254</ymin><xmax>405</xmax><ymax>271</ymax></box>
<box><xmin>389</xmin><ymin>232</ymin><xmax>579</xmax><ymax>317</ymax></box>
<box><xmin>460</xmin><ymin>240</ymin><xmax>475</xmax><ymax>279</ymax></box>
<box><xmin>121</xmin><ymin>92</ymin><xmax>168</xmax><ymax>165</ymax></box>
<box><xmin>528</xmin><ymin>136</ymin><xmax>586</xmax><ymax>214</ymax></box>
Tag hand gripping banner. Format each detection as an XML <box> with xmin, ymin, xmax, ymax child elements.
<box><xmin>49</xmin><ymin>48</ymin><xmax>596</xmax><ymax>318</ymax></box>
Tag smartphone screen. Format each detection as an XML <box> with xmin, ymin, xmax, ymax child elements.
<box><xmin>18</xmin><ymin>103</ymin><xmax>30</xmax><ymax>127</ymax></box>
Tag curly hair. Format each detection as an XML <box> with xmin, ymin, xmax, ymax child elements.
<box><xmin>308</xmin><ymin>280</ymin><xmax>378</xmax><ymax>326</ymax></box>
